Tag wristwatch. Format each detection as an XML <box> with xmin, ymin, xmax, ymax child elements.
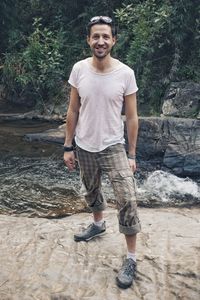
<box><xmin>63</xmin><ymin>145</ymin><xmax>74</xmax><ymax>152</ymax></box>
<box><xmin>127</xmin><ymin>154</ymin><xmax>136</xmax><ymax>160</ymax></box>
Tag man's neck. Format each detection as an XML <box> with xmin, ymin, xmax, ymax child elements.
<box><xmin>91</xmin><ymin>55</ymin><xmax>114</xmax><ymax>73</ymax></box>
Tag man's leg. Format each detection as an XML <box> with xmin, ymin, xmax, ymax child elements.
<box><xmin>111</xmin><ymin>171</ymin><xmax>140</xmax><ymax>288</ymax></box>
<box><xmin>125</xmin><ymin>234</ymin><xmax>137</xmax><ymax>254</ymax></box>
<box><xmin>93</xmin><ymin>210</ymin><xmax>103</xmax><ymax>222</ymax></box>
<box><xmin>76</xmin><ymin>147</ymin><xmax>106</xmax><ymax>212</ymax></box>
<box><xmin>74</xmin><ymin>147</ymin><xmax>106</xmax><ymax>242</ymax></box>
<box><xmin>100</xmin><ymin>144</ymin><xmax>141</xmax><ymax>288</ymax></box>
<box><xmin>125</xmin><ymin>234</ymin><xmax>137</xmax><ymax>264</ymax></box>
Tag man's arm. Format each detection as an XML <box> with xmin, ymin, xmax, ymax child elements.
<box><xmin>124</xmin><ymin>92</ymin><xmax>138</xmax><ymax>172</ymax></box>
<box><xmin>63</xmin><ymin>86</ymin><xmax>80</xmax><ymax>170</ymax></box>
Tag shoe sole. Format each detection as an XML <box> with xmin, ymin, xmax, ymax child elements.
<box><xmin>74</xmin><ymin>230</ymin><xmax>106</xmax><ymax>242</ymax></box>
<box><xmin>116</xmin><ymin>277</ymin><xmax>133</xmax><ymax>289</ymax></box>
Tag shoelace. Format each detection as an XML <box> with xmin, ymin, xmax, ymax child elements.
<box><xmin>123</xmin><ymin>259</ymin><xmax>136</xmax><ymax>277</ymax></box>
<box><xmin>83</xmin><ymin>223</ymin><xmax>93</xmax><ymax>231</ymax></box>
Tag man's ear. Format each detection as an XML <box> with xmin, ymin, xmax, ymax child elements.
<box><xmin>112</xmin><ymin>36</ymin><xmax>116</xmax><ymax>46</ymax></box>
<box><xmin>87</xmin><ymin>35</ymin><xmax>90</xmax><ymax>45</ymax></box>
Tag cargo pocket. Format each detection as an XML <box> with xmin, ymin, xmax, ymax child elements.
<box><xmin>108</xmin><ymin>169</ymin><xmax>137</xmax><ymax>205</ymax></box>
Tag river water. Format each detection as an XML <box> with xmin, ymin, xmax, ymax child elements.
<box><xmin>0</xmin><ymin>119</ymin><xmax>199</xmax><ymax>217</ymax></box>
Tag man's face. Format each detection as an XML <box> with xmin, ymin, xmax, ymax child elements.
<box><xmin>87</xmin><ymin>24</ymin><xmax>116</xmax><ymax>59</ymax></box>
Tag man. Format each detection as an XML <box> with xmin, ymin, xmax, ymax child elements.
<box><xmin>63</xmin><ymin>16</ymin><xmax>141</xmax><ymax>289</ymax></box>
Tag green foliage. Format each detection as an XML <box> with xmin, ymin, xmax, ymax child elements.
<box><xmin>115</xmin><ymin>1</ymin><xmax>172</xmax><ymax>109</ymax></box>
<box><xmin>0</xmin><ymin>0</ymin><xmax>199</xmax><ymax>115</ymax></box>
<box><xmin>114</xmin><ymin>0</ymin><xmax>200</xmax><ymax>113</ymax></box>
<box><xmin>2</xmin><ymin>18</ymin><xmax>65</xmax><ymax>112</ymax></box>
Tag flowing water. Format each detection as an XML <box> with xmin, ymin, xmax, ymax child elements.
<box><xmin>137</xmin><ymin>170</ymin><xmax>200</xmax><ymax>206</ymax></box>
<box><xmin>0</xmin><ymin>119</ymin><xmax>199</xmax><ymax>217</ymax></box>
<box><xmin>0</xmin><ymin>119</ymin><xmax>62</xmax><ymax>157</ymax></box>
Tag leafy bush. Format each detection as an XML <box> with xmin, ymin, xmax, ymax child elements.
<box><xmin>114</xmin><ymin>0</ymin><xmax>200</xmax><ymax>113</ymax></box>
<box><xmin>1</xmin><ymin>0</ymin><xmax>199</xmax><ymax>115</ymax></box>
<box><xmin>2</xmin><ymin>18</ymin><xmax>65</xmax><ymax>113</ymax></box>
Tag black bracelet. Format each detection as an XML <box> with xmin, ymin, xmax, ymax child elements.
<box><xmin>64</xmin><ymin>145</ymin><xmax>74</xmax><ymax>152</ymax></box>
<box><xmin>127</xmin><ymin>154</ymin><xmax>136</xmax><ymax>160</ymax></box>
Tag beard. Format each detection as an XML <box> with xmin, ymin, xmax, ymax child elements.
<box><xmin>92</xmin><ymin>46</ymin><xmax>111</xmax><ymax>59</ymax></box>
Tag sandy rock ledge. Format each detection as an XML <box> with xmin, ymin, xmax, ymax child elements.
<box><xmin>0</xmin><ymin>207</ymin><xmax>199</xmax><ymax>300</ymax></box>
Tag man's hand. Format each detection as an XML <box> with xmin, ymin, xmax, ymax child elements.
<box><xmin>63</xmin><ymin>151</ymin><xmax>76</xmax><ymax>171</ymax></box>
<box><xmin>128</xmin><ymin>158</ymin><xmax>137</xmax><ymax>173</ymax></box>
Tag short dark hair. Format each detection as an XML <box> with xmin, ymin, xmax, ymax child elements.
<box><xmin>87</xmin><ymin>16</ymin><xmax>117</xmax><ymax>37</ymax></box>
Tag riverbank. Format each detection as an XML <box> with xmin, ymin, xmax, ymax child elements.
<box><xmin>1</xmin><ymin>154</ymin><xmax>199</xmax><ymax>217</ymax></box>
<box><xmin>0</xmin><ymin>207</ymin><xmax>199</xmax><ymax>300</ymax></box>
<box><xmin>0</xmin><ymin>106</ymin><xmax>199</xmax><ymax>299</ymax></box>
<box><xmin>1</xmin><ymin>106</ymin><xmax>200</xmax><ymax>178</ymax></box>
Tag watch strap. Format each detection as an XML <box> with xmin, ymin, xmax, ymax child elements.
<box><xmin>64</xmin><ymin>145</ymin><xmax>74</xmax><ymax>152</ymax></box>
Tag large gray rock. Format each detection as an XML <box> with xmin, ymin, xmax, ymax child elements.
<box><xmin>162</xmin><ymin>81</ymin><xmax>200</xmax><ymax>118</ymax></box>
<box><xmin>136</xmin><ymin>117</ymin><xmax>200</xmax><ymax>177</ymax></box>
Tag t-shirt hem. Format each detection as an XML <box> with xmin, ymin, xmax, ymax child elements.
<box><xmin>75</xmin><ymin>138</ymin><xmax>125</xmax><ymax>153</ymax></box>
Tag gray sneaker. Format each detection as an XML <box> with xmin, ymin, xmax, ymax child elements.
<box><xmin>116</xmin><ymin>258</ymin><xmax>137</xmax><ymax>289</ymax></box>
<box><xmin>74</xmin><ymin>222</ymin><xmax>106</xmax><ymax>242</ymax></box>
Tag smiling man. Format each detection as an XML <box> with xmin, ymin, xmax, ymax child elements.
<box><xmin>63</xmin><ymin>16</ymin><xmax>141</xmax><ymax>289</ymax></box>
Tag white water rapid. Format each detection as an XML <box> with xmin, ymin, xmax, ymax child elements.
<box><xmin>138</xmin><ymin>170</ymin><xmax>200</xmax><ymax>203</ymax></box>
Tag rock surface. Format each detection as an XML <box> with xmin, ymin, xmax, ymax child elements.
<box><xmin>136</xmin><ymin>117</ymin><xmax>200</xmax><ymax>177</ymax></box>
<box><xmin>0</xmin><ymin>207</ymin><xmax>199</xmax><ymax>300</ymax></box>
<box><xmin>162</xmin><ymin>81</ymin><xmax>200</xmax><ymax>118</ymax></box>
<box><xmin>1</xmin><ymin>155</ymin><xmax>199</xmax><ymax>217</ymax></box>
<box><xmin>0</xmin><ymin>111</ymin><xmax>64</xmax><ymax>122</ymax></box>
<box><xmin>0</xmin><ymin>156</ymin><xmax>87</xmax><ymax>217</ymax></box>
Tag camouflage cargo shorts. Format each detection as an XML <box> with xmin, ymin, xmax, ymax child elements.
<box><xmin>76</xmin><ymin>143</ymin><xmax>141</xmax><ymax>235</ymax></box>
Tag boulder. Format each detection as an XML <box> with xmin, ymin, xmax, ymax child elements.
<box><xmin>162</xmin><ymin>81</ymin><xmax>200</xmax><ymax>118</ymax></box>
<box><xmin>135</xmin><ymin>117</ymin><xmax>200</xmax><ymax>177</ymax></box>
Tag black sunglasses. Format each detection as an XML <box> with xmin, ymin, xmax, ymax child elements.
<box><xmin>89</xmin><ymin>16</ymin><xmax>113</xmax><ymax>25</ymax></box>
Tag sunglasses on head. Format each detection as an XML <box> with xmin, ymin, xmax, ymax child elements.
<box><xmin>89</xmin><ymin>16</ymin><xmax>112</xmax><ymax>25</ymax></box>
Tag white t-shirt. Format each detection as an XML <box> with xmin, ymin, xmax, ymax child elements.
<box><xmin>68</xmin><ymin>58</ymin><xmax>138</xmax><ymax>152</ymax></box>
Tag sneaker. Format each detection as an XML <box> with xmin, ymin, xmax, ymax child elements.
<box><xmin>74</xmin><ymin>221</ymin><xmax>106</xmax><ymax>242</ymax></box>
<box><xmin>116</xmin><ymin>258</ymin><xmax>137</xmax><ymax>289</ymax></box>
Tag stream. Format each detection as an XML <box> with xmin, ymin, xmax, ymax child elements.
<box><xmin>0</xmin><ymin>119</ymin><xmax>199</xmax><ymax>217</ymax></box>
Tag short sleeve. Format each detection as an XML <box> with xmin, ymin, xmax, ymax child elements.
<box><xmin>68</xmin><ymin>64</ymin><xmax>78</xmax><ymax>88</ymax></box>
<box><xmin>124</xmin><ymin>69</ymin><xmax>138</xmax><ymax>96</ymax></box>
